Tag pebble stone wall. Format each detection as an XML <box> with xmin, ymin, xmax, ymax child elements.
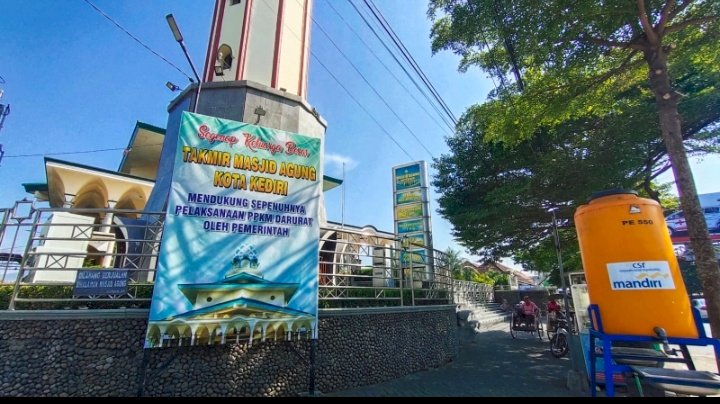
<box><xmin>0</xmin><ymin>306</ymin><xmax>457</xmax><ymax>396</ymax></box>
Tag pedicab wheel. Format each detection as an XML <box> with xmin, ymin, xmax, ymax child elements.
<box><xmin>546</xmin><ymin>316</ymin><xmax>555</xmax><ymax>340</ymax></box>
<box><xmin>536</xmin><ymin>318</ymin><xmax>544</xmax><ymax>340</ymax></box>
<box><xmin>550</xmin><ymin>333</ymin><xmax>569</xmax><ymax>358</ymax></box>
<box><xmin>510</xmin><ymin>313</ymin><xmax>517</xmax><ymax>339</ymax></box>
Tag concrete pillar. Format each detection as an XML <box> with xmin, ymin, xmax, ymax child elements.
<box><xmin>144</xmin><ymin>81</ymin><xmax>328</xmax><ymax>219</ymax></box>
<box><xmin>100</xmin><ymin>201</ymin><xmax>117</xmax><ymax>268</ymax></box>
<box><xmin>62</xmin><ymin>194</ymin><xmax>74</xmax><ymax>209</ymax></box>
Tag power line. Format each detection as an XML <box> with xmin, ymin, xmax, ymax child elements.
<box><xmin>478</xmin><ymin>28</ymin><xmax>507</xmax><ymax>93</ymax></box>
<box><xmin>323</xmin><ymin>0</ymin><xmax>453</xmax><ymax>137</ymax></box>
<box><xmin>311</xmin><ymin>54</ymin><xmax>414</xmax><ymax>161</ymax></box>
<box><xmin>312</xmin><ymin>15</ymin><xmax>435</xmax><ymax>158</ymax></box>
<box><xmin>346</xmin><ymin>2</ymin><xmax>456</xmax><ymax>132</ymax></box>
<box><xmin>4</xmin><ymin>144</ymin><xmax>163</xmax><ymax>159</ymax></box>
<box><xmin>256</xmin><ymin>0</ymin><xmax>415</xmax><ymax>161</ymax></box>
<box><xmin>364</xmin><ymin>0</ymin><xmax>457</xmax><ymax>125</ymax></box>
<box><xmin>490</xmin><ymin>0</ymin><xmax>524</xmax><ymax>91</ymax></box>
<box><xmin>346</xmin><ymin>0</ymin><xmax>456</xmax><ymax>132</ymax></box>
<box><xmin>363</xmin><ymin>0</ymin><xmax>458</xmax><ymax>126</ymax></box>
<box><xmin>80</xmin><ymin>0</ymin><xmax>194</xmax><ymax>83</ymax></box>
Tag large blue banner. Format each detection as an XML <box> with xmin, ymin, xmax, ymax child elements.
<box><xmin>145</xmin><ymin>112</ymin><xmax>321</xmax><ymax>348</ymax></box>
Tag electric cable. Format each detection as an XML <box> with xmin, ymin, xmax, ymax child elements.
<box><xmin>80</xmin><ymin>0</ymin><xmax>194</xmax><ymax>82</ymax></box>
<box><xmin>312</xmin><ymin>17</ymin><xmax>435</xmax><ymax>158</ymax></box>
<box><xmin>363</xmin><ymin>0</ymin><xmax>458</xmax><ymax>126</ymax></box>
<box><xmin>323</xmin><ymin>0</ymin><xmax>453</xmax><ymax>137</ymax></box>
<box><xmin>257</xmin><ymin>0</ymin><xmax>415</xmax><ymax>161</ymax></box>
<box><xmin>4</xmin><ymin>143</ymin><xmax>164</xmax><ymax>159</ymax></box>
<box><xmin>347</xmin><ymin>0</ymin><xmax>456</xmax><ymax>132</ymax></box>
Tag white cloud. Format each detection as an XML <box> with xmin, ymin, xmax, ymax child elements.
<box><xmin>323</xmin><ymin>153</ymin><xmax>358</xmax><ymax>177</ymax></box>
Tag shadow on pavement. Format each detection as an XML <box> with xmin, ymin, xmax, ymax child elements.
<box><xmin>327</xmin><ymin>323</ymin><xmax>584</xmax><ymax>397</ymax></box>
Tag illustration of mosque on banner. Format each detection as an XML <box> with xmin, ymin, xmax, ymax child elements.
<box><xmin>144</xmin><ymin>244</ymin><xmax>315</xmax><ymax>348</ymax></box>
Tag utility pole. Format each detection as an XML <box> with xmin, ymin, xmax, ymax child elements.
<box><xmin>165</xmin><ymin>15</ymin><xmax>201</xmax><ymax>113</ymax></box>
<box><xmin>0</xmin><ymin>89</ymin><xmax>10</xmax><ymax>165</ymax></box>
<box><xmin>341</xmin><ymin>161</ymin><xmax>345</xmax><ymax>228</ymax></box>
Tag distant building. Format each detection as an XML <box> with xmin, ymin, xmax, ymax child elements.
<box><xmin>459</xmin><ymin>260</ymin><xmax>535</xmax><ymax>289</ymax></box>
<box><xmin>19</xmin><ymin>121</ymin><xmax>342</xmax><ymax>284</ymax></box>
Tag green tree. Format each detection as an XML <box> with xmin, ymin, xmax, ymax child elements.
<box><xmin>442</xmin><ymin>247</ymin><xmax>465</xmax><ymax>280</ymax></box>
<box><xmin>487</xmin><ymin>270</ymin><xmax>509</xmax><ymax>286</ymax></box>
<box><xmin>430</xmin><ymin>0</ymin><xmax>720</xmax><ymax>340</ymax></box>
<box><xmin>514</xmin><ymin>237</ymin><xmax>583</xmax><ymax>287</ymax></box>
<box><xmin>471</xmin><ymin>271</ymin><xmax>494</xmax><ymax>285</ymax></box>
<box><xmin>648</xmin><ymin>182</ymin><xmax>682</xmax><ymax>212</ymax></box>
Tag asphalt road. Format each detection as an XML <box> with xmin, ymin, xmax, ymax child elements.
<box><xmin>327</xmin><ymin>321</ymin><xmax>582</xmax><ymax>397</ymax></box>
<box><xmin>325</xmin><ymin>321</ymin><xmax>720</xmax><ymax>397</ymax></box>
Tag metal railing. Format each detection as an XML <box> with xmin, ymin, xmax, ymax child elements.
<box><xmin>317</xmin><ymin>226</ymin><xmax>454</xmax><ymax>308</ymax></box>
<box><xmin>0</xmin><ymin>204</ymin><xmax>464</xmax><ymax>310</ymax></box>
<box><xmin>453</xmin><ymin>279</ymin><xmax>494</xmax><ymax>306</ymax></box>
<box><xmin>0</xmin><ymin>204</ymin><xmax>163</xmax><ymax>310</ymax></box>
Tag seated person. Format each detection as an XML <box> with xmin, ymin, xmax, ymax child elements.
<box><xmin>500</xmin><ymin>298</ymin><xmax>511</xmax><ymax>312</ymax></box>
<box><xmin>546</xmin><ymin>298</ymin><xmax>561</xmax><ymax>326</ymax></box>
<box><xmin>547</xmin><ymin>298</ymin><xmax>561</xmax><ymax>314</ymax></box>
<box><xmin>515</xmin><ymin>296</ymin><xmax>538</xmax><ymax>326</ymax></box>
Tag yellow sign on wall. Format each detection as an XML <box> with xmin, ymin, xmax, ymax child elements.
<box><xmin>396</xmin><ymin>203</ymin><xmax>423</xmax><ymax>221</ymax></box>
<box><xmin>396</xmin><ymin>189</ymin><xmax>422</xmax><ymax>205</ymax></box>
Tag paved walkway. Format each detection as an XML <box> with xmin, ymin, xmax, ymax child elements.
<box><xmin>327</xmin><ymin>322</ymin><xmax>583</xmax><ymax>397</ymax></box>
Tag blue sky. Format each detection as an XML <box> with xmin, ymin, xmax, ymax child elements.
<box><xmin>0</xmin><ymin>1</ymin><xmax>718</xmax><ymax>266</ymax></box>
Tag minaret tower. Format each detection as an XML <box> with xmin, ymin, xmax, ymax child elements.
<box><xmin>203</xmin><ymin>0</ymin><xmax>312</xmax><ymax>99</ymax></box>
<box><xmin>145</xmin><ymin>0</ymin><xmax>327</xmax><ymax>216</ymax></box>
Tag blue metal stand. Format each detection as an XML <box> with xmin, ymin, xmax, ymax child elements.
<box><xmin>587</xmin><ymin>304</ymin><xmax>720</xmax><ymax>397</ymax></box>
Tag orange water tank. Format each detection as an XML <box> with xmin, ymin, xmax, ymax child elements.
<box><xmin>574</xmin><ymin>189</ymin><xmax>697</xmax><ymax>338</ymax></box>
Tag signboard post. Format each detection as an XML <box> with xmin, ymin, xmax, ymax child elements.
<box><xmin>392</xmin><ymin>161</ymin><xmax>434</xmax><ymax>288</ymax></box>
<box><xmin>73</xmin><ymin>270</ymin><xmax>128</xmax><ymax>297</ymax></box>
<box><xmin>145</xmin><ymin>112</ymin><xmax>322</xmax><ymax>349</ymax></box>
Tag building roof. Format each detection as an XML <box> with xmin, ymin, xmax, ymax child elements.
<box><xmin>118</xmin><ymin>121</ymin><xmax>165</xmax><ymax>180</ymax></box>
<box><xmin>514</xmin><ymin>271</ymin><xmax>535</xmax><ymax>286</ymax></box>
<box><xmin>322</xmin><ymin>175</ymin><xmax>343</xmax><ymax>192</ymax></box>
<box><xmin>177</xmin><ymin>274</ymin><xmax>300</xmax><ymax>305</ymax></box>
<box><xmin>477</xmin><ymin>261</ymin><xmax>517</xmax><ymax>274</ymax></box>
<box><xmin>476</xmin><ymin>260</ymin><xmax>535</xmax><ymax>286</ymax></box>
<box><xmin>170</xmin><ymin>296</ymin><xmax>312</xmax><ymax>320</ymax></box>
<box><xmin>21</xmin><ymin>182</ymin><xmax>48</xmax><ymax>193</ymax></box>
<box><xmin>45</xmin><ymin>157</ymin><xmax>157</xmax><ymax>183</ymax></box>
<box><xmin>42</xmin><ymin>157</ymin><xmax>154</xmax><ymax>208</ymax></box>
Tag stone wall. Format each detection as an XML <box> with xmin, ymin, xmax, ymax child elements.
<box><xmin>0</xmin><ymin>306</ymin><xmax>457</xmax><ymax>396</ymax></box>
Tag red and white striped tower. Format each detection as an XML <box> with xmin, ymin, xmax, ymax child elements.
<box><xmin>147</xmin><ymin>0</ymin><xmax>330</xmax><ymax>220</ymax></box>
<box><xmin>202</xmin><ymin>0</ymin><xmax>313</xmax><ymax>99</ymax></box>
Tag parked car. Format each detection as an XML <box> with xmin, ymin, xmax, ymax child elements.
<box><xmin>691</xmin><ymin>297</ymin><xmax>708</xmax><ymax>321</ymax></box>
<box><xmin>666</xmin><ymin>206</ymin><xmax>720</xmax><ymax>236</ymax></box>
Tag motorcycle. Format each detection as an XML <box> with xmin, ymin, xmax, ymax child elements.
<box><xmin>549</xmin><ymin>311</ymin><xmax>570</xmax><ymax>358</ymax></box>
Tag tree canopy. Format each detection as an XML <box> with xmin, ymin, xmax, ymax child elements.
<box><xmin>429</xmin><ymin>0</ymin><xmax>719</xmax><ymax>293</ymax></box>
<box><xmin>432</xmin><ymin>67</ymin><xmax>718</xmax><ymax>260</ymax></box>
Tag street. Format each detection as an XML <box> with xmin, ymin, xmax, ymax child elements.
<box><xmin>328</xmin><ymin>321</ymin><xmax>581</xmax><ymax>397</ymax></box>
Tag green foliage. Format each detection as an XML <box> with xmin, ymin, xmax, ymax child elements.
<box><xmin>428</xmin><ymin>0</ymin><xmax>720</xmax><ymax>271</ymax></box>
<box><xmin>441</xmin><ymin>247</ymin><xmax>466</xmax><ymax>280</ymax></box>
<box><xmin>471</xmin><ymin>271</ymin><xmax>494</xmax><ymax>285</ymax></box>
<box><xmin>358</xmin><ymin>267</ymin><xmax>374</xmax><ymax>277</ymax></box>
<box><xmin>514</xmin><ymin>237</ymin><xmax>583</xmax><ymax>287</ymax></box>
<box><xmin>637</xmin><ymin>181</ymin><xmax>681</xmax><ymax>212</ymax></box>
<box><xmin>678</xmin><ymin>259</ymin><xmax>704</xmax><ymax>296</ymax></box>
<box><xmin>318</xmin><ymin>288</ymin><xmax>450</xmax><ymax>309</ymax></box>
<box><xmin>486</xmin><ymin>270</ymin><xmax>509</xmax><ymax>286</ymax></box>
<box><xmin>0</xmin><ymin>284</ymin><xmax>153</xmax><ymax>310</ymax></box>
<box><xmin>0</xmin><ymin>286</ymin><xmax>11</xmax><ymax>309</ymax></box>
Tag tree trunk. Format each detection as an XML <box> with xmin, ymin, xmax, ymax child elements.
<box><xmin>644</xmin><ymin>46</ymin><xmax>720</xmax><ymax>345</ymax></box>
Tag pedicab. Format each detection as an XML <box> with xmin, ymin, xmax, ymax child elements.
<box><xmin>509</xmin><ymin>304</ymin><xmax>544</xmax><ymax>340</ymax></box>
<box><xmin>545</xmin><ymin>293</ymin><xmax>566</xmax><ymax>339</ymax></box>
